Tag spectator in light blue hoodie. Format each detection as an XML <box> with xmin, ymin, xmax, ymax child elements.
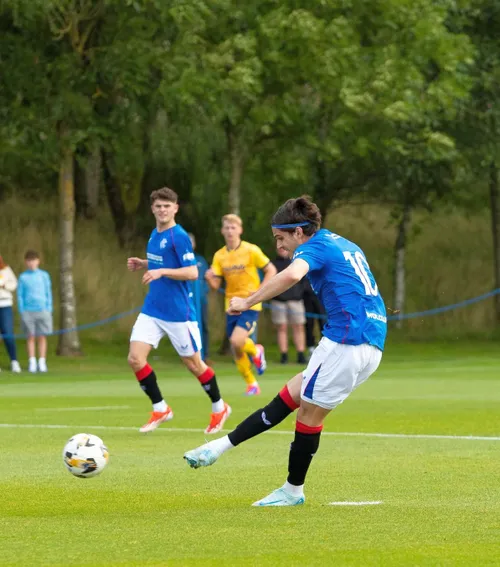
<box><xmin>17</xmin><ymin>250</ymin><xmax>53</xmax><ymax>373</ymax></box>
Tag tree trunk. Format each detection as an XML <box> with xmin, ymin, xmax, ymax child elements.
<box><xmin>227</xmin><ymin>128</ymin><xmax>244</xmax><ymax>215</ymax></box>
<box><xmin>75</xmin><ymin>146</ymin><xmax>101</xmax><ymax>219</ymax></box>
<box><xmin>102</xmin><ymin>151</ymin><xmax>136</xmax><ymax>248</ymax></box>
<box><xmin>57</xmin><ymin>146</ymin><xmax>82</xmax><ymax>356</ymax></box>
<box><xmin>490</xmin><ymin>162</ymin><xmax>500</xmax><ymax>324</ymax></box>
<box><xmin>393</xmin><ymin>201</ymin><xmax>411</xmax><ymax>329</ymax></box>
<box><xmin>83</xmin><ymin>145</ymin><xmax>101</xmax><ymax>219</ymax></box>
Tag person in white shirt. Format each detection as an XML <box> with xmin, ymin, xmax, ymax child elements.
<box><xmin>0</xmin><ymin>255</ymin><xmax>21</xmax><ymax>373</ymax></box>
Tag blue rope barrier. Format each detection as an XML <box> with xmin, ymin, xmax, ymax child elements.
<box><xmin>1</xmin><ymin>307</ymin><xmax>141</xmax><ymax>340</ymax></box>
<box><xmin>1</xmin><ymin>288</ymin><xmax>498</xmax><ymax>340</ymax></box>
<box><xmin>385</xmin><ymin>287</ymin><xmax>500</xmax><ymax>321</ymax></box>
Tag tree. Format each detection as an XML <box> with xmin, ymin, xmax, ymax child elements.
<box><xmin>0</xmin><ymin>0</ymin><xmax>176</xmax><ymax>353</ymax></box>
<box><xmin>450</xmin><ymin>0</ymin><xmax>500</xmax><ymax>323</ymax></box>
<box><xmin>1</xmin><ymin>0</ymin><xmax>94</xmax><ymax>355</ymax></box>
<box><xmin>165</xmin><ymin>2</ymin><xmax>353</xmax><ymax>215</ymax></box>
<box><xmin>299</xmin><ymin>0</ymin><xmax>473</xmax><ymax>321</ymax></box>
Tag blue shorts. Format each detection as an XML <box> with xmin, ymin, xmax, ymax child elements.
<box><xmin>226</xmin><ymin>310</ymin><xmax>260</xmax><ymax>337</ymax></box>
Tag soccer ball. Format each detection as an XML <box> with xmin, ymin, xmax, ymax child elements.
<box><xmin>63</xmin><ymin>433</ymin><xmax>109</xmax><ymax>478</ymax></box>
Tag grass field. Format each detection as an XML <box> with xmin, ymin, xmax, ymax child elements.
<box><xmin>1</xmin><ymin>342</ymin><xmax>500</xmax><ymax>566</ymax></box>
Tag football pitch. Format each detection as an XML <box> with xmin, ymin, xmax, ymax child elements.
<box><xmin>1</xmin><ymin>342</ymin><xmax>499</xmax><ymax>566</ymax></box>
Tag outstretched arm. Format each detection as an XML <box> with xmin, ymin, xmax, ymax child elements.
<box><xmin>259</xmin><ymin>261</ymin><xmax>277</xmax><ymax>286</ymax></box>
<box><xmin>229</xmin><ymin>259</ymin><xmax>309</xmax><ymax>314</ymax></box>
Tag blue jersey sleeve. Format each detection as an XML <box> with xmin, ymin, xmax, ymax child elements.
<box><xmin>172</xmin><ymin>229</ymin><xmax>197</xmax><ymax>268</ymax></box>
<box><xmin>293</xmin><ymin>241</ymin><xmax>325</xmax><ymax>272</ymax></box>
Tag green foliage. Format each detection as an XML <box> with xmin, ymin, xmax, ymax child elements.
<box><xmin>1</xmin><ymin>0</ymin><xmax>499</xmax><ymax>326</ymax></box>
<box><xmin>0</xmin><ymin>0</ymin><xmax>479</xmax><ymax>214</ymax></box>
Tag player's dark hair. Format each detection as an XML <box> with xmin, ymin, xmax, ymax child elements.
<box><xmin>150</xmin><ymin>187</ymin><xmax>178</xmax><ymax>205</ymax></box>
<box><xmin>24</xmin><ymin>250</ymin><xmax>40</xmax><ymax>261</ymax></box>
<box><xmin>271</xmin><ymin>195</ymin><xmax>321</xmax><ymax>236</ymax></box>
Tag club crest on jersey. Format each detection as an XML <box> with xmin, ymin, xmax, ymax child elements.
<box><xmin>160</xmin><ymin>238</ymin><xmax>168</xmax><ymax>249</ymax></box>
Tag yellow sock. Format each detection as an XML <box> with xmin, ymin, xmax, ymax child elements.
<box><xmin>243</xmin><ymin>338</ymin><xmax>258</xmax><ymax>358</ymax></box>
<box><xmin>235</xmin><ymin>354</ymin><xmax>257</xmax><ymax>385</ymax></box>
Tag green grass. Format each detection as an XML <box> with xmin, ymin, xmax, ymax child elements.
<box><xmin>1</xmin><ymin>343</ymin><xmax>500</xmax><ymax>566</ymax></box>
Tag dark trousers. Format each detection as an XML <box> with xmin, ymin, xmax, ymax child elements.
<box><xmin>0</xmin><ymin>306</ymin><xmax>18</xmax><ymax>361</ymax></box>
<box><xmin>303</xmin><ymin>294</ymin><xmax>325</xmax><ymax>348</ymax></box>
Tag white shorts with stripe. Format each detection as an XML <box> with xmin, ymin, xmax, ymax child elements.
<box><xmin>301</xmin><ymin>337</ymin><xmax>382</xmax><ymax>410</ymax></box>
<box><xmin>130</xmin><ymin>313</ymin><xmax>202</xmax><ymax>357</ymax></box>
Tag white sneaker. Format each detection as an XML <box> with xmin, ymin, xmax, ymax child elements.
<box><xmin>11</xmin><ymin>361</ymin><xmax>21</xmax><ymax>373</ymax></box>
<box><xmin>28</xmin><ymin>360</ymin><xmax>37</xmax><ymax>373</ymax></box>
<box><xmin>38</xmin><ymin>359</ymin><xmax>48</xmax><ymax>373</ymax></box>
<box><xmin>184</xmin><ymin>442</ymin><xmax>222</xmax><ymax>469</ymax></box>
<box><xmin>252</xmin><ymin>487</ymin><xmax>305</xmax><ymax>507</ymax></box>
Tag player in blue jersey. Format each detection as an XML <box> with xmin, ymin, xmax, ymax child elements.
<box><xmin>184</xmin><ymin>195</ymin><xmax>387</xmax><ymax>506</ymax></box>
<box><xmin>127</xmin><ymin>187</ymin><xmax>231</xmax><ymax>434</ymax></box>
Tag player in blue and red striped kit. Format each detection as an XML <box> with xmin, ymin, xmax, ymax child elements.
<box><xmin>184</xmin><ymin>195</ymin><xmax>387</xmax><ymax>506</ymax></box>
<box><xmin>127</xmin><ymin>187</ymin><xmax>230</xmax><ymax>435</ymax></box>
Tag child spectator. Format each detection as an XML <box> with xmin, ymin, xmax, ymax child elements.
<box><xmin>17</xmin><ymin>250</ymin><xmax>53</xmax><ymax>373</ymax></box>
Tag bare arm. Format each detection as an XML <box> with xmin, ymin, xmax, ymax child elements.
<box><xmin>205</xmin><ymin>268</ymin><xmax>223</xmax><ymax>291</ymax></box>
<box><xmin>127</xmin><ymin>257</ymin><xmax>148</xmax><ymax>271</ymax></box>
<box><xmin>229</xmin><ymin>259</ymin><xmax>310</xmax><ymax>313</ymax></box>
<box><xmin>260</xmin><ymin>262</ymin><xmax>277</xmax><ymax>286</ymax></box>
<box><xmin>161</xmin><ymin>266</ymin><xmax>198</xmax><ymax>281</ymax></box>
<box><xmin>142</xmin><ymin>265</ymin><xmax>198</xmax><ymax>284</ymax></box>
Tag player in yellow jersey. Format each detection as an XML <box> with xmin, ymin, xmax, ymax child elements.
<box><xmin>205</xmin><ymin>214</ymin><xmax>277</xmax><ymax>395</ymax></box>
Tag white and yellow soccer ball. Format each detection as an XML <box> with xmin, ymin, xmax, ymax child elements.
<box><xmin>63</xmin><ymin>433</ymin><xmax>109</xmax><ymax>478</ymax></box>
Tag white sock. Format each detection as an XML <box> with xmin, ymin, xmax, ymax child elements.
<box><xmin>29</xmin><ymin>357</ymin><xmax>36</xmax><ymax>364</ymax></box>
<box><xmin>283</xmin><ymin>481</ymin><xmax>304</xmax><ymax>497</ymax></box>
<box><xmin>212</xmin><ymin>399</ymin><xmax>224</xmax><ymax>413</ymax></box>
<box><xmin>153</xmin><ymin>400</ymin><xmax>167</xmax><ymax>412</ymax></box>
<box><xmin>38</xmin><ymin>357</ymin><xmax>46</xmax><ymax>364</ymax></box>
<box><xmin>208</xmin><ymin>434</ymin><xmax>234</xmax><ymax>455</ymax></box>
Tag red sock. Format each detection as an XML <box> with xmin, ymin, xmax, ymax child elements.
<box><xmin>135</xmin><ymin>364</ymin><xmax>153</xmax><ymax>381</ymax></box>
<box><xmin>134</xmin><ymin>364</ymin><xmax>163</xmax><ymax>404</ymax></box>
<box><xmin>279</xmin><ymin>385</ymin><xmax>300</xmax><ymax>411</ymax></box>
<box><xmin>197</xmin><ymin>367</ymin><xmax>215</xmax><ymax>384</ymax></box>
<box><xmin>196</xmin><ymin>367</ymin><xmax>221</xmax><ymax>404</ymax></box>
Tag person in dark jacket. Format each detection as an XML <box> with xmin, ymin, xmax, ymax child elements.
<box><xmin>302</xmin><ymin>277</ymin><xmax>326</xmax><ymax>357</ymax></box>
<box><xmin>271</xmin><ymin>248</ymin><xmax>307</xmax><ymax>364</ymax></box>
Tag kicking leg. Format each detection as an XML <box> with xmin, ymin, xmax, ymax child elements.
<box><xmin>184</xmin><ymin>373</ymin><xmax>302</xmax><ymax>468</ymax></box>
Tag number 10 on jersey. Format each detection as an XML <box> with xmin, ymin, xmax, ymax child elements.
<box><xmin>343</xmin><ymin>251</ymin><xmax>378</xmax><ymax>296</ymax></box>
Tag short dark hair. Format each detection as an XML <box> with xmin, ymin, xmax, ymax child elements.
<box><xmin>271</xmin><ymin>195</ymin><xmax>321</xmax><ymax>236</ymax></box>
<box><xmin>24</xmin><ymin>250</ymin><xmax>40</xmax><ymax>260</ymax></box>
<box><xmin>150</xmin><ymin>187</ymin><xmax>178</xmax><ymax>205</ymax></box>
